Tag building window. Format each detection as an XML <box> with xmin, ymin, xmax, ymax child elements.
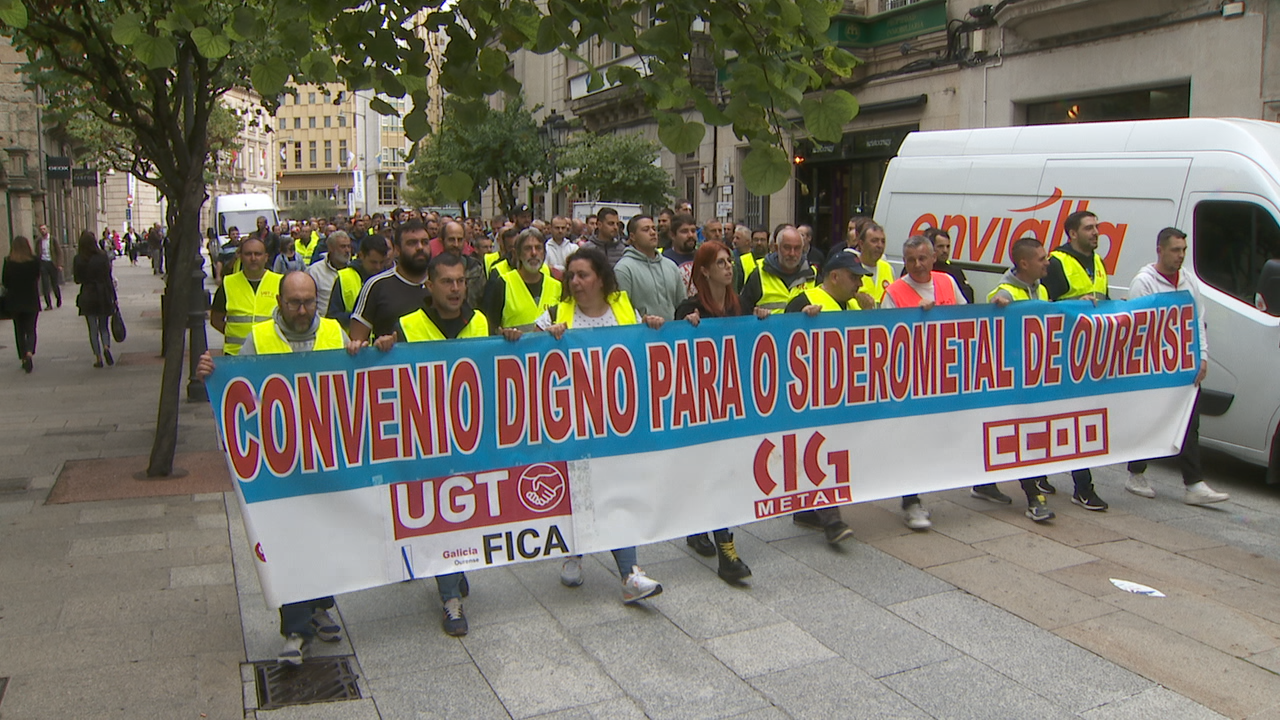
<box><xmin>1025</xmin><ymin>83</ymin><xmax>1190</xmax><ymax>125</ymax></box>
<box><xmin>1194</xmin><ymin>201</ymin><xmax>1280</xmax><ymax>306</ymax></box>
<box><xmin>294</xmin><ymin>142</ymin><xmax>302</xmax><ymax>166</ymax></box>
<box><xmin>279</xmin><ymin>142</ymin><xmax>288</xmax><ymax>170</ymax></box>
<box><xmin>745</xmin><ymin>188</ymin><xmax>769</xmax><ymax>231</ymax></box>
<box><xmin>338</xmin><ymin>114</ymin><xmax>346</xmax><ymax>127</ymax></box>
<box><xmin>339</xmin><ymin>140</ymin><xmax>348</xmax><ymax>167</ymax></box>
<box><xmin>291</xmin><ymin>117</ymin><xmax>299</xmax><ymax>130</ymax></box>
<box><xmin>308</xmin><ymin>92</ymin><xmax>316</xmax><ymax>104</ymax></box>
<box><xmin>324</xmin><ymin>116</ymin><xmax>331</xmax><ymax>128</ymax></box>
<box><xmin>881</xmin><ymin>0</ymin><xmax>921</xmax><ymax>10</ymax></box>
<box><xmin>309</xmin><ymin>141</ymin><xmax>317</xmax><ymax>169</ymax></box>
<box><xmin>379</xmin><ymin>175</ymin><xmax>400</xmax><ymax>205</ymax></box>
<box><xmin>324</xmin><ymin>140</ymin><xmax>332</xmax><ymax>168</ymax></box>
<box><xmin>309</xmin><ymin>116</ymin><xmax>317</xmax><ymax>129</ymax></box>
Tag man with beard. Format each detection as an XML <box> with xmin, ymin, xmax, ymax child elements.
<box><xmin>488</xmin><ymin>228</ymin><xmax>560</xmax><ymax>332</ymax></box>
<box><xmin>196</xmin><ymin>271</ymin><xmax>349</xmax><ymax>663</ymax></box>
<box><xmin>739</xmin><ymin>226</ymin><xmax>816</xmax><ymax>316</ymax></box>
<box><xmin>581</xmin><ymin>207</ymin><xmax>626</xmax><ymax>266</ymax></box>
<box><xmin>348</xmin><ymin>219</ymin><xmax>431</xmax><ymax>343</ymax></box>
<box><xmin>656</xmin><ymin>207</ymin><xmax>675</xmax><ymax>250</ymax></box>
<box><xmin>662</xmin><ymin>214</ymin><xmax>699</xmax><ymax>294</ymax></box>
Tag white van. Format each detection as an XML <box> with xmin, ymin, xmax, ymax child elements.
<box><xmin>875</xmin><ymin>118</ymin><xmax>1280</xmax><ymax>482</ymax></box>
<box><xmin>214</xmin><ymin>193</ymin><xmax>278</xmax><ymax>257</ymax></box>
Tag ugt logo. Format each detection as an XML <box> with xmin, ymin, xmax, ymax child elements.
<box><xmin>753</xmin><ymin>432</ymin><xmax>851</xmax><ymax>519</ymax></box>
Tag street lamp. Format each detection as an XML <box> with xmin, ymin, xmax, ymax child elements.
<box><xmin>539</xmin><ymin>110</ymin><xmax>570</xmax><ymax>217</ymax></box>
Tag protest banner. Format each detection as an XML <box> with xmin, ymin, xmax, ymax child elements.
<box><xmin>205</xmin><ymin>293</ymin><xmax>1200</xmax><ymax>606</ymax></box>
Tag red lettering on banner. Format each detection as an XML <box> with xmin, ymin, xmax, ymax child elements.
<box><xmin>754</xmin><ymin>486</ymin><xmax>852</xmax><ymax>519</ymax></box>
<box><xmin>889</xmin><ymin>324</ymin><xmax>911</xmax><ymax>400</ymax></box>
<box><xmin>1024</xmin><ymin>316</ymin><xmax>1044</xmax><ymax>387</ymax></box>
<box><xmin>367</xmin><ymin>367</ymin><xmax>397</xmax><ymax>462</ymax></box>
<box><xmin>1126</xmin><ymin>309</ymin><xmax>1148</xmax><ymax>376</ymax></box>
<box><xmin>1045</xmin><ymin>315</ymin><xmax>1064</xmax><ymax>385</ymax></box>
<box><xmin>782</xmin><ymin>433</ymin><xmax>798</xmax><ymax>493</ymax></box>
<box><xmin>820</xmin><ymin>329</ymin><xmax>844</xmax><ymax>408</ymax></box>
<box><xmin>1108</xmin><ymin>313</ymin><xmax>1132</xmax><ymax>379</ymax></box>
<box><xmin>866</xmin><ymin>326</ymin><xmax>889</xmax><ymax>402</ymax></box>
<box><xmin>451</xmin><ymin>360</ymin><xmax>482</xmax><ymax>453</ymax></box>
<box><xmin>332</xmin><ymin>372</ymin><xmax>366</xmax><ymax>467</ymax></box>
<box><xmin>1069</xmin><ymin>318</ymin><xmax>1089</xmax><ymax>383</ymax></box>
<box><xmin>753</xmin><ymin>438</ymin><xmax>777</xmax><ymax>494</ymax></box>
<box><xmin>672</xmin><ymin>341</ymin><xmax>698</xmax><ymax>428</ymax></box>
<box><xmin>955</xmin><ymin>320</ymin><xmax>976</xmax><ymax>392</ymax></box>
<box><xmin>525</xmin><ymin>354</ymin><xmax>542</xmax><ymax>445</ymax></box>
<box><xmin>787</xmin><ymin>330</ymin><xmax>809</xmax><ymax>412</ymax></box>
<box><xmin>983</xmin><ymin>409</ymin><xmax>1109</xmax><ymax>471</ymax></box>
<box><xmin>939</xmin><ymin>321</ymin><xmax>959</xmax><ymax>394</ymax></box>
<box><xmin>297</xmin><ymin>374</ymin><xmax>335</xmax><ymax>472</ymax></box>
<box><xmin>1162</xmin><ymin>307</ymin><xmax>1179</xmax><ymax>372</ymax></box>
<box><xmin>911</xmin><ymin>323</ymin><xmax>938</xmax><ymax>396</ymax></box>
<box><xmin>752</xmin><ymin>333</ymin><xmax>779</xmax><ymax>416</ymax></box>
<box><xmin>261</xmin><ymin>376</ymin><xmax>298</xmax><ymax>476</ymax></box>
<box><xmin>845</xmin><ymin>327</ymin><xmax>867</xmax><ymax>404</ymax></box>
<box><xmin>542</xmin><ymin>351</ymin><xmax>572</xmax><ymax>442</ymax></box>
<box><xmin>573</xmin><ymin>348</ymin><xmax>607</xmax><ymax>438</ymax></box>
<box><xmin>605</xmin><ymin>347</ymin><xmax>638</xmax><ymax>436</ymax></box>
<box><xmin>391</xmin><ymin>461</ymin><xmax>572</xmax><ymax>540</ymax></box>
<box><xmin>496</xmin><ymin>357</ymin><xmax>524</xmax><ymax>448</ymax></box>
<box><xmin>1089</xmin><ymin>315</ymin><xmax>1114</xmax><ymax>381</ymax></box>
<box><xmin>753</xmin><ymin>432</ymin><xmax>854</xmax><ymax>517</ymax></box>
<box><xmin>223</xmin><ymin>378</ymin><xmax>260</xmax><ymax>480</ymax></box>
<box><xmin>721</xmin><ymin>337</ymin><xmax>745</xmax><ymax>420</ymax></box>
<box><xmin>695</xmin><ymin>338</ymin><xmax>721</xmax><ymax>422</ymax></box>
<box><xmin>646</xmin><ymin>343</ymin><xmax>673</xmax><ymax>431</ymax></box>
<box><xmin>1180</xmin><ymin>305</ymin><xmax>1196</xmax><ymax>370</ymax></box>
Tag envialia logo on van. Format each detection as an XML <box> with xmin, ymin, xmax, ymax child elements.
<box><xmin>908</xmin><ymin>189</ymin><xmax>1129</xmax><ymax>271</ymax></box>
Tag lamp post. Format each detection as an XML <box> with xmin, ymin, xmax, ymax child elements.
<box><xmin>539</xmin><ymin>110</ymin><xmax>570</xmax><ymax>217</ymax></box>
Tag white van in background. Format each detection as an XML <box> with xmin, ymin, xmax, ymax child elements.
<box><xmin>875</xmin><ymin>118</ymin><xmax>1280</xmax><ymax>482</ymax></box>
<box><xmin>214</xmin><ymin>193</ymin><xmax>278</xmax><ymax>254</ymax></box>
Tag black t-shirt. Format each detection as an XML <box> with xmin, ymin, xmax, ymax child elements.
<box><xmin>352</xmin><ymin>268</ymin><xmax>429</xmax><ymax>338</ymax></box>
<box><xmin>212</xmin><ymin>277</ymin><xmax>262</xmax><ymax>313</ymax></box>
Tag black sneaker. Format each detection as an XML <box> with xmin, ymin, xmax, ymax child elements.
<box><xmin>1072</xmin><ymin>488</ymin><xmax>1109</xmax><ymax>511</ymax></box>
<box><xmin>686</xmin><ymin>533</ymin><xmax>716</xmax><ymax>557</ymax></box>
<box><xmin>792</xmin><ymin>510</ymin><xmax>823</xmax><ymax>530</ymax></box>
<box><xmin>1025</xmin><ymin>495</ymin><xmax>1055</xmax><ymax>523</ymax></box>
<box><xmin>1036</xmin><ymin>477</ymin><xmax>1057</xmax><ymax>495</ymax></box>
<box><xmin>104</xmin><ymin>349</ymin><xmax>114</xmax><ymax>366</ymax></box>
<box><xmin>442</xmin><ymin>598</ymin><xmax>468</xmax><ymax>636</ymax></box>
<box><xmin>824</xmin><ymin>521</ymin><xmax>854</xmax><ymax>545</ymax></box>
<box><xmin>970</xmin><ymin>484</ymin><xmax>1013</xmax><ymax>505</ymax></box>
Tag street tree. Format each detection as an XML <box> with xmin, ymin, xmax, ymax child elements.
<box><xmin>557</xmin><ymin>132</ymin><xmax>673</xmax><ymax>208</ymax></box>
<box><xmin>0</xmin><ymin>0</ymin><xmax>856</xmax><ymax>477</ymax></box>
<box><xmin>405</xmin><ymin>96</ymin><xmax>548</xmax><ymax>216</ymax></box>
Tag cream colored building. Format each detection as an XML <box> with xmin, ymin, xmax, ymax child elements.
<box><xmin>275</xmin><ymin>83</ymin><xmax>360</xmax><ymax>218</ymax></box>
<box><xmin>510</xmin><ymin>0</ymin><xmax>1278</xmax><ymax>246</ymax></box>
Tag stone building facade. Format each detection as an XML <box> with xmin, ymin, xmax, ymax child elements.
<box><xmin>508</xmin><ymin>0</ymin><xmax>1278</xmax><ymax>247</ymax></box>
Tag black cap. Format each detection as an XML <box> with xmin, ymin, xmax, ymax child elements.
<box><xmin>824</xmin><ymin>249</ymin><xmax>873</xmax><ymax>276</ymax></box>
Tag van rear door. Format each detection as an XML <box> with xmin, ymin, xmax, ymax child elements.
<box><xmin>1183</xmin><ymin>192</ymin><xmax>1280</xmax><ymax>466</ymax></box>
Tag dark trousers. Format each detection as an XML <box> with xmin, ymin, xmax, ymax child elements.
<box><xmin>975</xmin><ymin>480</ymin><xmax>1042</xmax><ymax>501</ymax></box>
<box><xmin>150</xmin><ymin>246</ymin><xmax>164</xmax><ymax>274</ymax></box>
<box><xmin>1128</xmin><ymin>397</ymin><xmax>1203</xmax><ymax>486</ymax></box>
<box><xmin>11</xmin><ymin>311</ymin><xmax>37</xmax><ymax>358</ymax></box>
<box><xmin>85</xmin><ymin>315</ymin><xmax>111</xmax><ymax>359</ymax></box>
<box><xmin>38</xmin><ymin>260</ymin><xmax>60</xmax><ymax>307</ymax></box>
<box><xmin>279</xmin><ymin>596</ymin><xmax>335</xmax><ymax>638</ymax></box>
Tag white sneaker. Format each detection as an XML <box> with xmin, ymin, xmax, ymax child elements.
<box><xmin>1184</xmin><ymin>481</ymin><xmax>1229</xmax><ymax>505</ymax></box>
<box><xmin>278</xmin><ymin>633</ymin><xmax>305</xmax><ymax>666</ymax></box>
<box><xmin>560</xmin><ymin>555</ymin><xmax>584</xmax><ymax>587</ymax></box>
<box><xmin>1125</xmin><ymin>473</ymin><xmax>1156</xmax><ymax>498</ymax></box>
<box><xmin>621</xmin><ymin>566</ymin><xmax>663</xmax><ymax>603</ymax></box>
<box><xmin>904</xmin><ymin>503</ymin><xmax>932</xmax><ymax>530</ymax></box>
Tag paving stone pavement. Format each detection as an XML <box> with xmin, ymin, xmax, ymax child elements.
<box><xmin>1</xmin><ymin>261</ymin><xmax>1277</xmax><ymax>719</ymax></box>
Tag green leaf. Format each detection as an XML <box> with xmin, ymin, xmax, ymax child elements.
<box><xmin>190</xmin><ymin>27</ymin><xmax>230</xmax><ymax>59</ymax></box>
<box><xmin>478</xmin><ymin>47</ymin><xmax>508</xmax><ymax>76</ymax></box>
<box><xmin>232</xmin><ymin>8</ymin><xmax>261</xmax><ymax>40</ymax></box>
<box><xmin>796</xmin><ymin>0</ymin><xmax>831</xmax><ymax>35</ymax></box>
<box><xmin>369</xmin><ymin>97</ymin><xmax>397</xmax><ymax>116</ymax></box>
<box><xmin>250</xmin><ymin>62</ymin><xmax>290</xmax><ymax>97</ymax></box>
<box><xmin>438</xmin><ymin>171</ymin><xmax>474</xmax><ymax>203</ymax></box>
<box><xmin>305</xmin><ymin>53</ymin><xmax>337</xmax><ymax>83</ymax></box>
<box><xmin>776</xmin><ymin>0</ymin><xmax>803</xmax><ymax>29</ymax></box>
<box><xmin>693</xmin><ymin>95</ymin><xmax>731</xmax><ymax>126</ymax></box>
<box><xmin>403</xmin><ymin>108</ymin><xmax>431</xmax><ymax>142</ymax></box>
<box><xmin>656</xmin><ymin>113</ymin><xmax>705</xmax><ymax>155</ymax></box>
<box><xmin>586</xmin><ymin>70</ymin><xmax>604</xmax><ymax>93</ymax></box>
<box><xmin>0</xmin><ymin>0</ymin><xmax>26</xmax><ymax>28</ymax></box>
<box><xmin>800</xmin><ymin>90</ymin><xmax>858</xmax><ymax>144</ymax></box>
<box><xmin>133</xmin><ymin>34</ymin><xmax>177</xmax><ymax>70</ymax></box>
<box><xmin>742</xmin><ymin>144</ymin><xmax>791</xmax><ymax>196</ymax></box>
<box><xmin>637</xmin><ymin>21</ymin><xmax>684</xmax><ymax>52</ymax></box>
<box><xmin>111</xmin><ymin>12</ymin><xmax>144</xmax><ymax>45</ymax></box>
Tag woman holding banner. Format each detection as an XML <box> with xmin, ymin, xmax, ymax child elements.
<box><xmin>531</xmin><ymin>248</ymin><xmax>668</xmax><ymax>603</ymax></box>
<box><xmin>674</xmin><ymin>241</ymin><xmax>753</xmax><ymax>585</ymax></box>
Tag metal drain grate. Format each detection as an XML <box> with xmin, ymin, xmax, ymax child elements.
<box><xmin>254</xmin><ymin>656</ymin><xmax>362</xmax><ymax>710</ymax></box>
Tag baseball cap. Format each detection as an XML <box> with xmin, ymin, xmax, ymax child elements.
<box><xmin>824</xmin><ymin>249</ymin><xmax>873</xmax><ymax>276</ymax></box>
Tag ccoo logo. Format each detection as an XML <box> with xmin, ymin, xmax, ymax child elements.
<box><xmin>518</xmin><ymin>463</ymin><xmax>568</xmax><ymax>514</ymax></box>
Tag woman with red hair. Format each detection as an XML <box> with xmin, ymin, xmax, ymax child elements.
<box><xmin>674</xmin><ymin>240</ymin><xmax>752</xmax><ymax>584</ymax></box>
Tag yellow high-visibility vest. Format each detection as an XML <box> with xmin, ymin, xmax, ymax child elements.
<box><xmin>222</xmin><ymin>271</ymin><xmax>282</xmax><ymax>356</ymax></box>
<box><xmin>552</xmin><ymin>291</ymin><xmax>638</xmax><ymax>328</ymax></box>
<box><xmin>399</xmin><ymin>308</ymin><xmax>490</xmax><ymax>341</ymax></box>
<box><xmin>756</xmin><ymin>268</ymin><xmax>816</xmax><ymax>314</ymax></box>
<box><xmin>296</xmin><ymin>234</ymin><xmax>321</xmax><ymax>264</ymax></box>
<box><xmin>1050</xmin><ymin>249</ymin><xmax>1108</xmax><ymax>299</ymax></box>
<box><xmin>335</xmin><ymin>267</ymin><xmax>362</xmax><ymax>313</ymax></box>
<box><xmin>987</xmin><ymin>282</ymin><xmax>1049</xmax><ymax>302</ymax></box>
<box><xmin>799</xmin><ymin>286</ymin><xmax>853</xmax><ymax>312</ymax></box>
<box><xmin>501</xmin><ymin>269</ymin><xmax>562</xmax><ymax>330</ymax></box>
<box><xmin>858</xmin><ymin>258</ymin><xmax>895</xmax><ymax>304</ymax></box>
<box><xmin>250</xmin><ymin>317</ymin><xmax>345</xmax><ymax>354</ymax></box>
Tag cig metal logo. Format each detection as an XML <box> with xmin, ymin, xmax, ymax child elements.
<box><xmin>984</xmin><ymin>409</ymin><xmax>1108</xmax><ymax>471</ymax></box>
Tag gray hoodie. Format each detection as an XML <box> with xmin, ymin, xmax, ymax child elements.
<box><xmin>989</xmin><ymin>268</ymin><xmax>1047</xmax><ymax>305</ymax></box>
<box><xmin>1128</xmin><ymin>263</ymin><xmax>1208</xmax><ymax>360</ymax></box>
<box><xmin>614</xmin><ymin>246</ymin><xmax>687</xmax><ymax>319</ymax></box>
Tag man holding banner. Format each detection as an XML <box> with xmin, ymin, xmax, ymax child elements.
<box><xmin>784</xmin><ymin>250</ymin><xmax>872</xmax><ymax>544</ymax></box>
<box><xmin>197</xmin><ymin>271</ymin><xmax>349</xmax><ymax>663</ymax></box>
<box><xmin>740</xmin><ymin>226</ymin><xmax>816</xmax><ymax>316</ymax></box>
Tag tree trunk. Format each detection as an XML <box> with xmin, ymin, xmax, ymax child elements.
<box><xmin>146</xmin><ymin>174</ymin><xmax>207</xmax><ymax>477</ymax></box>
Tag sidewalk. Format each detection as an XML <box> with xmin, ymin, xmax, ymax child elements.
<box><xmin>1</xmin><ymin>261</ymin><xmax>1277</xmax><ymax>719</ymax></box>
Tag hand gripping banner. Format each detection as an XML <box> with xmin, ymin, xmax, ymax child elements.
<box><xmin>205</xmin><ymin>293</ymin><xmax>1200</xmax><ymax>606</ymax></box>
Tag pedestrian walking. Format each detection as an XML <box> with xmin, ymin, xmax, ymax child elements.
<box><xmin>1124</xmin><ymin>227</ymin><xmax>1230</xmax><ymax>506</ymax></box>
<box><xmin>675</xmin><ymin>240</ymin><xmax>752</xmax><ymax>584</ymax></box>
<box><xmin>2</xmin><ymin>236</ymin><xmax>41</xmax><ymax>373</ymax></box>
<box><xmin>506</xmin><ymin>248</ymin><xmax>667</xmax><ymax>603</ymax></box>
<box><xmin>195</xmin><ymin>271</ymin><xmax>349</xmax><ymax>664</ymax></box>
<box><xmin>72</xmin><ymin>231</ymin><xmax>117</xmax><ymax>368</ymax></box>
<box><xmin>33</xmin><ymin>223</ymin><xmax>62</xmax><ymax>310</ymax></box>
<box><xmin>125</xmin><ymin>226</ymin><xmax>141</xmax><ymax>266</ymax></box>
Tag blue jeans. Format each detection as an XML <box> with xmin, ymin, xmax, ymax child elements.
<box><xmin>436</xmin><ymin>572</ymin><xmax>466</xmax><ymax>601</ymax></box>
